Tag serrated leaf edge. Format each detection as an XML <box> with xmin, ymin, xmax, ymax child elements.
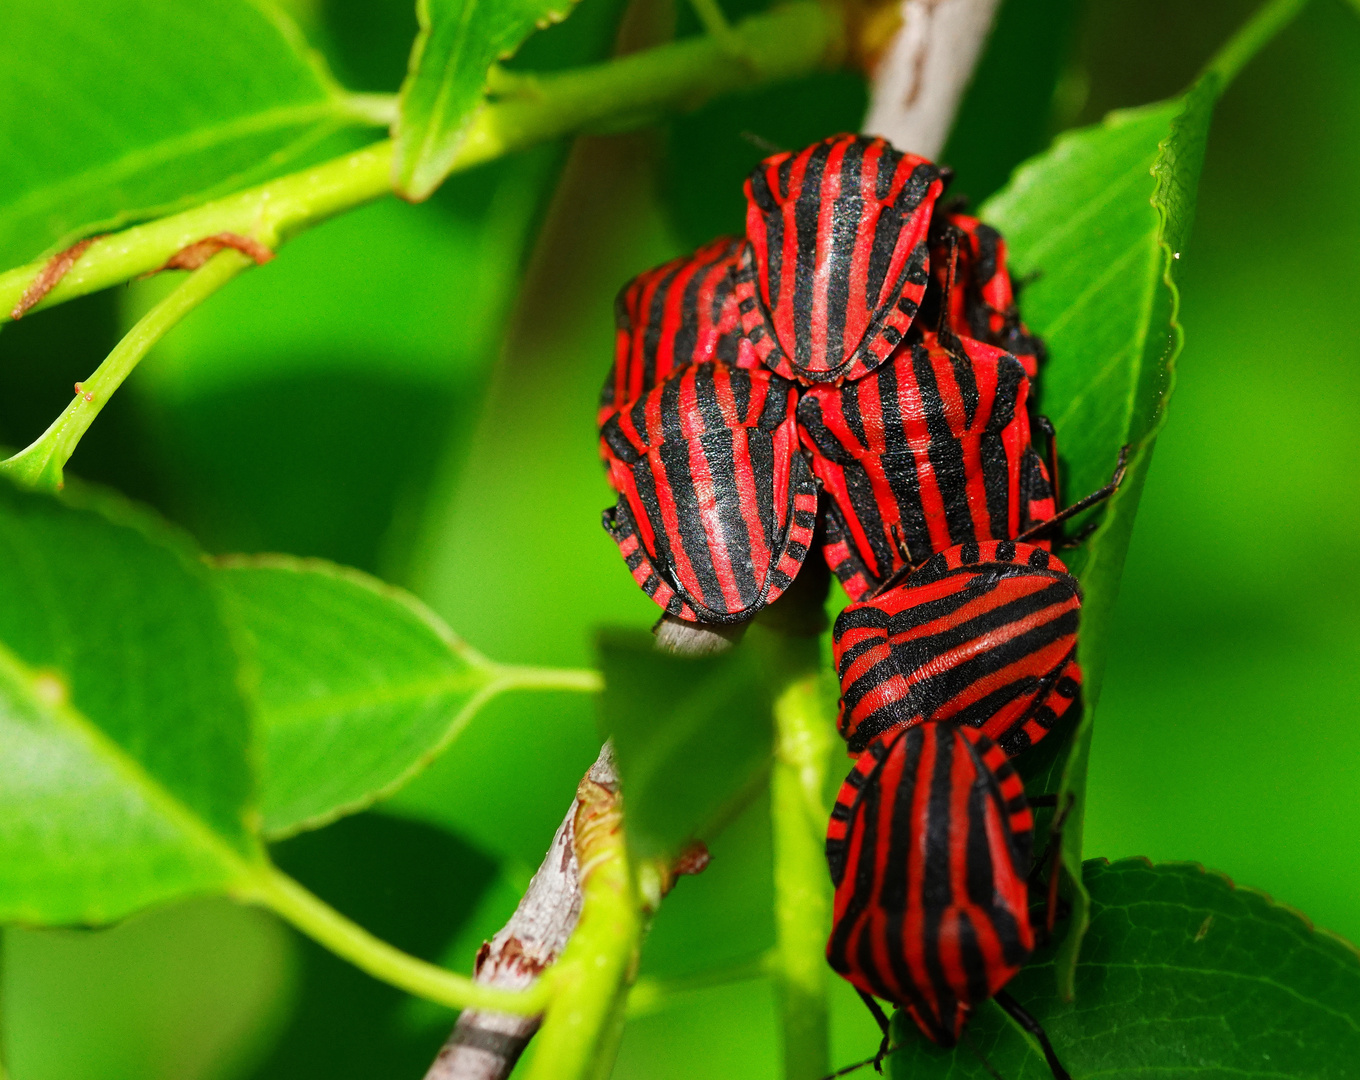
<box><xmin>215</xmin><ymin>553</ymin><xmax>600</xmax><ymax>839</ymax></box>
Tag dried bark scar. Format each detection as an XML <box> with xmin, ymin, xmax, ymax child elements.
<box><xmin>158</xmin><ymin>232</ymin><xmax>275</xmax><ymax>271</ymax></box>
<box><xmin>10</xmin><ymin>236</ymin><xmax>102</xmax><ymax>320</ymax></box>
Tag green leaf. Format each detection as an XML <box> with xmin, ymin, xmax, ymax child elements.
<box><xmin>596</xmin><ymin>631</ymin><xmax>774</xmax><ymax>861</ymax></box>
<box><xmin>0</xmin><ymin>481</ymin><xmax>261</xmax><ymax>924</ymax></box>
<box><xmin>4</xmin><ymin>898</ymin><xmax>293</xmax><ymax>1080</ymax></box>
<box><xmin>0</xmin><ymin>0</ymin><xmax>378</xmax><ymax>268</ymax></box>
<box><xmin>216</xmin><ymin>556</ymin><xmax>597</xmax><ymax>839</ymax></box>
<box><xmin>393</xmin><ymin>0</ymin><xmax>582</xmax><ymax>199</ymax></box>
<box><xmin>889</xmin><ymin>859</ymin><xmax>1360</xmax><ymax>1079</ymax></box>
<box><xmin>979</xmin><ymin>75</ymin><xmax>1216</xmax><ymax>995</ymax></box>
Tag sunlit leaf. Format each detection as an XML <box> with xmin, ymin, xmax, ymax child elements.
<box><xmin>0</xmin><ymin>0</ymin><xmax>378</xmax><ymax>268</ymax></box>
<box><xmin>980</xmin><ymin>73</ymin><xmax>1217</xmax><ymax>993</ymax></box>
<box><xmin>217</xmin><ymin>556</ymin><xmax>528</xmax><ymax>839</ymax></box>
<box><xmin>0</xmin><ymin>481</ymin><xmax>260</xmax><ymax>924</ymax></box>
<box><xmin>393</xmin><ymin>0</ymin><xmax>583</xmax><ymax>199</ymax></box>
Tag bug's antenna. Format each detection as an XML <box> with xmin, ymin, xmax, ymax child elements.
<box><xmin>936</xmin><ymin>227</ymin><xmax>962</xmax><ymax>337</ymax></box>
<box><xmin>1025</xmin><ymin>792</ymin><xmax>1075</xmax><ymax>937</ymax></box>
<box><xmin>740</xmin><ymin>130</ymin><xmax>784</xmax><ymax>154</ymax></box>
<box><xmin>994</xmin><ymin>991</ymin><xmax>1072</xmax><ymax>1080</ymax></box>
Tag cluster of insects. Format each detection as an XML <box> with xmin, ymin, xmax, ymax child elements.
<box><xmin>597</xmin><ymin>134</ymin><xmax>1126</xmax><ymax>1078</ymax></box>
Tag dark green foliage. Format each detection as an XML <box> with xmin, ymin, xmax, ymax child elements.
<box><xmin>258</xmin><ymin>814</ymin><xmax>498</xmax><ymax>1080</ymax></box>
<box><xmin>597</xmin><ymin>631</ymin><xmax>772</xmax><ymax>859</ymax></box>
<box><xmin>890</xmin><ymin>860</ymin><xmax>1360</xmax><ymax>1078</ymax></box>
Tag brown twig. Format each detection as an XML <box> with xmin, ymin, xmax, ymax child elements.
<box><xmin>423</xmin><ymin>614</ymin><xmax>731</xmax><ymax>1080</ymax></box>
<box><xmin>423</xmin><ymin>744</ymin><xmax>619</xmax><ymax>1080</ymax></box>
<box><xmin>862</xmin><ymin>0</ymin><xmax>1003</xmax><ymax>158</ymax></box>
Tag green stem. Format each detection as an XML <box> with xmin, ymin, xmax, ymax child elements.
<box><xmin>770</xmin><ymin>652</ymin><xmax>834</xmax><ymax>1080</ymax></box>
<box><xmin>0</xmin><ymin>144</ymin><xmax>389</xmax><ymax>324</ymax></box>
<box><xmin>497</xmin><ymin>665</ymin><xmax>605</xmax><ymax>694</ymax></box>
<box><xmin>240</xmin><ymin>865</ymin><xmax>551</xmax><ymax>1016</ymax></box>
<box><xmin>522</xmin><ymin>794</ymin><xmax>640</xmax><ymax>1080</ymax></box>
<box><xmin>0</xmin><ymin>249</ymin><xmax>254</xmax><ymax>491</ymax></box>
<box><xmin>626</xmin><ymin>951</ymin><xmax>774</xmax><ymax>1018</ymax></box>
<box><xmin>0</xmin><ymin>930</ymin><xmax>7</xmax><ymax>1080</ymax></box>
<box><xmin>685</xmin><ymin>0</ymin><xmax>748</xmax><ymax>58</ymax></box>
<box><xmin>1200</xmin><ymin>0</ymin><xmax>1310</xmax><ymax>88</ymax></box>
<box><xmin>0</xmin><ymin>1</ymin><xmax>841</xmax><ymax>322</ymax></box>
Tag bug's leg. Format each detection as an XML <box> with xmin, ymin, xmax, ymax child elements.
<box><xmin>993</xmin><ymin>991</ymin><xmax>1072</xmax><ymax>1080</ymax></box>
<box><xmin>817</xmin><ymin>1042</ymin><xmax>904</xmax><ymax>1080</ymax></box>
<box><xmin>856</xmin><ymin>990</ymin><xmax>893</xmax><ymax>1071</ymax></box>
<box><xmin>1034</xmin><ymin>414</ymin><xmax>1061</xmax><ymax>518</ymax></box>
<box><xmin>1017</xmin><ymin>444</ymin><xmax>1130</xmax><ymax>545</ymax></box>
<box><xmin>1058</xmin><ymin>519</ymin><xmax>1102</xmax><ymax>550</ymax></box>
<box><xmin>1027</xmin><ymin>795</ymin><xmax>1074</xmax><ymax>937</ymax></box>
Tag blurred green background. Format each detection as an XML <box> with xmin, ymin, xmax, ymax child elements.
<box><xmin>3</xmin><ymin>0</ymin><xmax>1358</xmax><ymax>1077</ymax></box>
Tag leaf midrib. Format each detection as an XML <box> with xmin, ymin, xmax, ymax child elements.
<box><xmin>416</xmin><ymin>0</ymin><xmax>487</xmax><ymax>166</ymax></box>
<box><xmin>263</xmin><ymin>667</ymin><xmax>495</xmax><ymax>727</ymax></box>
<box><xmin>0</xmin><ymin>637</ymin><xmax>259</xmax><ymax>873</ymax></box>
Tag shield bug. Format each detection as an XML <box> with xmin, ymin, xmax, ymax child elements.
<box><xmin>825</xmin><ymin>721</ymin><xmax>1072</xmax><ymax>1080</ymax></box>
<box><xmin>600</xmin><ymin>361</ymin><xmax>817</xmax><ymax>623</ymax></box>
<box><xmin>832</xmin><ymin>540</ymin><xmax>1083</xmax><ymax>757</ymax></box>
<box><xmin>734</xmin><ymin>134</ymin><xmax>946</xmax><ymax>384</ymax></box>
<box><xmin>927</xmin><ymin>210</ymin><xmax>1045</xmax><ymax>380</ymax></box>
<box><xmin>599</xmin><ymin>235</ymin><xmax>748</xmax><ymax>432</ymax></box>
<box><xmin>798</xmin><ymin>332</ymin><xmax>1057</xmax><ymax>600</ymax></box>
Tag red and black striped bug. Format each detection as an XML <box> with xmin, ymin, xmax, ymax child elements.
<box><xmin>797</xmin><ymin>332</ymin><xmax>1058</xmax><ymax>601</ymax></box>
<box><xmin>825</xmin><ymin>721</ymin><xmax>1072</xmax><ymax>1080</ymax></box>
<box><xmin>734</xmin><ymin>134</ymin><xmax>946</xmax><ymax>384</ymax></box>
<box><xmin>600</xmin><ymin>356</ymin><xmax>817</xmax><ymax>623</ymax></box>
<box><xmin>832</xmin><ymin>540</ymin><xmax>1083</xmax><ymax>757</ymax></box>
<box><xmin>926</xmin><ymin>210</ymin><xmax>1045</xmax><ymax>380</ymax></box>
<box><xmin>599</xmin><ymin>241</ymin><xmax>816</xmax><ymax>623</ymax></box>
<box><xmin>598</xmin><ymin>236</ymin><xmax>749</xmax><ymax>432</ymax></box>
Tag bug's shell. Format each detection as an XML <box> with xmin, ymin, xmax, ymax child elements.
<box><xmin>599</xmin><ymin>236</ymin><xmax>750</xmax><ymax>431</ymax></box>
<box><xmin>833</xmin><ymin>541</ymin><xmax>1083</xmax><ymax>756</ymax></box>
<box><xmin>735</xmin><ymin>134</ymin><xmax>945</xmax><ymax>384</ymax></box>
<box><xmin>601</xmin><ymin>361</ymin><xmax>817</xmax><ymax>623</ymax></box>
<box><xmin>798</xmin><ymin>332</ymin><xmax>1055</xmax><ymax>600</ymax></box>
<box><xmin>825</xmin><ymin>722</ymin><xmax>1033</xmax><ymax>1046</ymax></box>
<box><xmin>928</xmin><ymin>212</ymin><xmax>1045</xmax><ymax>380</ymax></box>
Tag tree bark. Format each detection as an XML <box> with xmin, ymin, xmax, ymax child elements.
<box><xmin>861</xmin><ymin>0</ymin><xmax>1002</xmax><ymax>158</ymax></box>
<box><xmin>422</xmin><ymin>745</ymin><xmax>619</xmax><ymax>1080</ymax></box>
